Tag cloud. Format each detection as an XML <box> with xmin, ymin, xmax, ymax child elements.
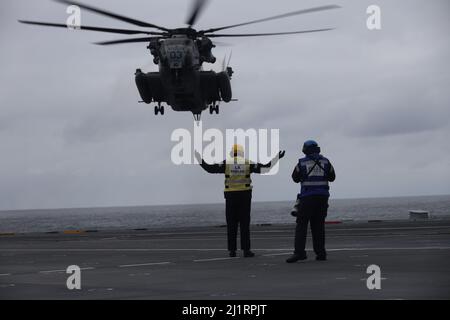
<box><xmin>0</xmin><ymin>0</ymin><xmax>449</xmax><ymax>210</ymax></box>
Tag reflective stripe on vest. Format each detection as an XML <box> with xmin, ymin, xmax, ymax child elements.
<box><xmin>302</xmin><ymin>181</ymin><xmax>329</xmax><ymax>186</ymax></box>
<box><xmin>225</xmin><ymin>157</ymin><xmax>252</xmax><ymax>192</ymax></box>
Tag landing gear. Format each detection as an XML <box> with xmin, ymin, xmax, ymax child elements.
<box><xmin>209</xmin><ymin>104</ymin><xmax>219</xmax><ymax>114</ymax></box>
<box><xmin>193</xmin><ymin>113</ymin><xmax>201</xmax><ymax>122</ymax></box>
<box><xmin>154</xmin><ymin>105</ymin><xmax>165</xmax><ymax>115</ymax></box>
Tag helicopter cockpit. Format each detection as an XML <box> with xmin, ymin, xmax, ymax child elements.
<box><xmin>159</xmin><ymin>36</ymin><xmax>200</xmax><ymax>70</ymax></box>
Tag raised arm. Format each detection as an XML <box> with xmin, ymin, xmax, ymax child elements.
<box><xmin>251</xmin><ymin>150</ymin><xmax>285</xmax><ymax>174</ymax></box>
<box><xmin>195</xmin><ymin>151</ymin><xmax>225</xmax><ymax>174</ymax></box>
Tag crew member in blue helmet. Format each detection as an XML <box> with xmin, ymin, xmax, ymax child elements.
<box><xmin>286</xmin><ymin>140</ymin><xmax>336</xmax><ymax>263</ymax></box>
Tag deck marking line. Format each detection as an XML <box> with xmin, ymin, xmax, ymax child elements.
<box><xmin>119</xmin><ymin>262</ymin><xmax>170</xmax><ymax>268</ymax></box>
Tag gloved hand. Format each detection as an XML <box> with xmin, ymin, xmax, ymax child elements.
<box><xmin>279</xmin><ymin>150</ymin><xmax>286</xmax><ymax>159</ymax></box>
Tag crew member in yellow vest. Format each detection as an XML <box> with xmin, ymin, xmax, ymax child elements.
<box><xmin>195</xmin><ymin>144</ymin><xmax>285</xmax><ymax>257</ymax></box>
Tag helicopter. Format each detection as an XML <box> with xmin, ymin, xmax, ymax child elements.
<box><xmin>19</xmin><ymin>0</ymin><xmax>340</xmax><ymax>120</ymax></box>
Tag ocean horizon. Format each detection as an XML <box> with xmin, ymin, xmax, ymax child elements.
<box><xmin>1</xmin><ymin>194</ymin><xmax>449</xmax><ymax>233</ymax></box>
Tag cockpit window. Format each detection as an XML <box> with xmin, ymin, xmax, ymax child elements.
<box><xmin>161</xmin><ymin>37</ymin><xmax>200</xmax><ymax>69</ymax></box>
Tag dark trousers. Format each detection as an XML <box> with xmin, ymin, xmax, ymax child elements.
<box><xmin>225</xmin><ymin>190</ymin><xmax>252</xmax><ymax>252</ymax></box>
<box><xmin>294</xmin><ymin>196</ymin><xmax>328</xmax><ymax>257</ymax></box>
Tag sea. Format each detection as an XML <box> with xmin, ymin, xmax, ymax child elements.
<box><xmin>0</xmin><ymin>195</ymin><xmax>449</xmax><ymax>233</ymax></box>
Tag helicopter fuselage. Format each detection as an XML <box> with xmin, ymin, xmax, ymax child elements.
<box><xmin>135</xmin><ymin>34</ymin><xmax>232</xmax><ymax>116</ymax></box>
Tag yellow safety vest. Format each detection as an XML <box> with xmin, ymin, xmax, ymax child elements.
<box><xmin>224</xmin><ymin>157</ymin><xmax>252</xmax><ymax>192</ymax></box>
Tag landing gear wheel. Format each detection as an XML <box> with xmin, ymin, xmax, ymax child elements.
<box><xmin>154</xmin><ymin>105</ymin><xmax>165</xmax><ymax>115</ymax></box>
<box><xmin>209</xmin><ymin>105</ymin><xmax>220</xmax><ymax>114</ymax></box>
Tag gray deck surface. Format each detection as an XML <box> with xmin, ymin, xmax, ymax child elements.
<box><xmin>1</xmin><ymin>220</ymin><xmax>449</xmax><ymax>299</ymax></box>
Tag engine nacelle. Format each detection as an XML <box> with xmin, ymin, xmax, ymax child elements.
<box><xmin>135</xmin><ymin>69</ymin><xmax>166</xmax><ymax>104</ymax></box>
<box><xmin>199</xmin><ymin>71</ymin><xmax>232</xmax><ymax>104</ymax></box>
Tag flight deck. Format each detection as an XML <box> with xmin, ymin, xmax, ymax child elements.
<box><xmin>1</xmin><ymin>220</ymin><xmax>449</xmax><ymax>299</ymax></box>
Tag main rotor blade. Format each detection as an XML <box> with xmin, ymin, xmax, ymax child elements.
<box><xmin>206</xmin><ymin>28</ymin><xmax>334</xmax><ymax>38</ymax></box>
<box><xmin>55</xmin><ymin>0</ymin><xmax>170</xmax><ymax>32</ymax></box>
<box><xmin>19</xmin><ymin>20</ymin><xmax>165</xmax><ymax>35</ymax></box>
<box><xmin>94</xmin><ymin>37</ymin><xmax>154</xmax><ymax>46</ymax></box>
<box><xmin>201</xmin><ymin>5</ymin><xmax>340</xmax><ymax>34</ymax></box>
<box><xmin>213</xmin><ymin>41</ymin><xmax>233</xmax><ymax>47</ymax></box>
<box><xmin>186</xmin><ymin>0</ymin><xmax>209</xmax><ymax>27</ymax></box>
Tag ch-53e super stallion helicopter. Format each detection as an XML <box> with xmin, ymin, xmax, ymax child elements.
<box><xmin>19</xmin><ymin>0</ymin><xmax>340</xmax><ymax>120</ymax></box>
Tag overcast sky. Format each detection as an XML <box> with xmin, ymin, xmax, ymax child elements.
<box><xmin>0</xmin><ymin>0</ymin><xmax>449</xmax><ymax>210</ymax></box>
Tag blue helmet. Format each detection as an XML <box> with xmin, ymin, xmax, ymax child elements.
<box><xmin>302</xmin><ymin>140</ymin><xmax>320</xmax><ymax>155</ymax></box>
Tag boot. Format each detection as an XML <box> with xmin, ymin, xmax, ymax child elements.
<box><xmin>286</xmin><ymin>253</ymin><xmax>307</xmax><ymax>263</ymax></box>
<box><xmin>243</xmin><ymin>250</ymin><xmax>255</xmax><ymax>258</ymax></box>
